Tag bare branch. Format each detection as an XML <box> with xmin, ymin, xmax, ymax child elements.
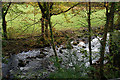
<box><xmin>7</xmin><ymin>13</ymin><xmax>22</xmax><ymax>22</ymax></box>
<box><xmin>17</xmin><ymin>20</ymin><xmax>41</xmax><ymax>37</ymax></box>
<box><xmin>38</xmin><ymin>2</ymin><xmax>45</xmax><ymax>14</ymax></box>
<box><xmin>51</xmin><ymin>3</ymin><xmax>80</xmax><ymax>16</ymax></box>
<box><xmin>4</xmin><ymin>2</ymin><xmax>12</xmax><ymax>16</ymax></box>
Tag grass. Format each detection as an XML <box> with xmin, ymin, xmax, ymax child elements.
<box><xmin>5</xmin><ymin>3</ymin><xmax>106</xmax><ymax>38</ymax></box>
<box><xmin>51</xmin><ymin>8</ymin><xmax>106</xmax><ymax>30</ymax></box>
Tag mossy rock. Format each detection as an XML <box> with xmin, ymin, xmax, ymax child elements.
<box><xmin>37</xmin><ymin>54</ymin><xmax>46</xmax><ymax>58</ymax></box>
<box><xmin>66</xmin><ymin>45</ymin><xmax>73</xmax><ymax>49</ymax></box>
<box><xmin>72</xmin><ymin>41</ymin><xmax>78</xmax><ymax>46</ymax></box>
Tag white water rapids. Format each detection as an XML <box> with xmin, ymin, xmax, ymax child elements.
<box><xmin>2</xmin><ymin>33</ymin><xmax>110</xmax><ymax>79</ymax></box>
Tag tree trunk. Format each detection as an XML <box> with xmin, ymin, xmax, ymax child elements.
<box><xmin>2</xmin><ymin>15</ymin><xmax>7</xmax><ymax>39</ymax></box>
<box><xmin>109</xmin><ymin>2</ymin><xmax>115</xmax><ymax>56</ymax></box>
<box><xmin>88</xmin><ymin>2</ymin><xmax>92</xmax><ymax>65</ymax></box>
<box><xmin>87</xmin><ymin>2</ymin><xmax>94</xmax><ymax>79</ymax></box>
<box><xmin>2</xmin><ymin>2</ymin><xmax>11</xmax><ymax>39</ymax></box>
<box><xmin>100</xmin><ymin>2</ymin><xmax>109</xmax><ymax>80</ymax></box>
<box><xmin>108</xmin><ymin>3</ymin><xmax>120</xmax><ymax>69</ymax></box>
<box><xmin>45</xmin><ymin>18</ymin><xmax>48</xmax><ymax>37</ymax></box>
<box><xmin>46</xmin><ymin>2</ymin><xmax>58</xmax><ymax>62</ymax></box>
<box><xmin>41</xmin><ymin>15</ymin><xmax>45</xmax><ymax>39</ymax></box>
<box><xmin>44</xmin><ymin>3</ymin><xmax>48</xmax><ymax>37</ymax></box>
<box><xmin>38</xmin><ymin>2</ymin><xmax>45</xmax><ymax>39</ymax></box>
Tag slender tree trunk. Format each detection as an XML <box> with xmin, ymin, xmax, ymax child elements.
<box><xmin>41</xmin><ymin>15</ymin><xmax>45</xmax><ymax>39</ymax></box>
<box><xmin>44</xmin><ymin>3</ymin><xmax>48</xmax><ymax>37</ymax></box>
<box><xmin>87</xmin><ymin>2</ymin><xmax>94</xmax><ymax>79</ymax></box>
<box><xmin>2</xmin><ymin>2</ymin><xmax>11</xmax><ymax>39</ymax></box>
<box><xmin>46</xmin><ymin>2</ymin><xmax>58</xmax><ymax>62</ymax></box>
<box><xmin>109</xmin><ymin>2</ymin><xmax>115</xmax><ymax>56</ymax></box>
<box><xmin>2</xmin><ymin>15</ymin><xmax>7</xmax><ymax>39</ymax></box>
<box><xmin>88</xmin><ymin>2</ymin><xmax>92</xmax><ymax>65</ymax></box>
<box><xmin>45</xmin><ymin>18</ymin><xmax>48</xmax><ymax>37</ymax></box>
<box><xmin>38</xmin><ymin>2</ymin><xmax>45</xmax><ymax>39</ymax></box>
<box><xmin>100</xmin><ymin>2</ymin><xmax>109</xmax><ymax>80</ymax></box>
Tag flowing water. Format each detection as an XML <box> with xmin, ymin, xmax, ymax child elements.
<box><xmin>2</xmin><ymin>34</ymin><xmax>110</xmax><ymax>79</ymax></box>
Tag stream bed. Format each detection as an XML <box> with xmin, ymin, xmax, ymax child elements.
<box><xmin>2</xmin><ymin>34</ymin><xmax>110</xmax><ymax>79</ymax></box>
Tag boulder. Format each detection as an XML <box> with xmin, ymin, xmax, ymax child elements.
<box><xmin>37</xmin><ymin>52</ymin><xmax>47</xmax><ymax>58</ymax></box>
<box><xmin>18</xmin><ymin>60</ymin><xmax>26</xmax><ymax>67</ymax></box>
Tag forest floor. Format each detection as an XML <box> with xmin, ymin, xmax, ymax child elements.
<box><xmin>2</xmin><ymin>26</ymin><xmax>103</xmax><ymax>57</ymax></box>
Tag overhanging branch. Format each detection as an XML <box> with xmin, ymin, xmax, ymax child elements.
<box><xmin>51</xmin><ymin>3</ymin><xmax>80</xmax><ymax>16</ymax></box>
